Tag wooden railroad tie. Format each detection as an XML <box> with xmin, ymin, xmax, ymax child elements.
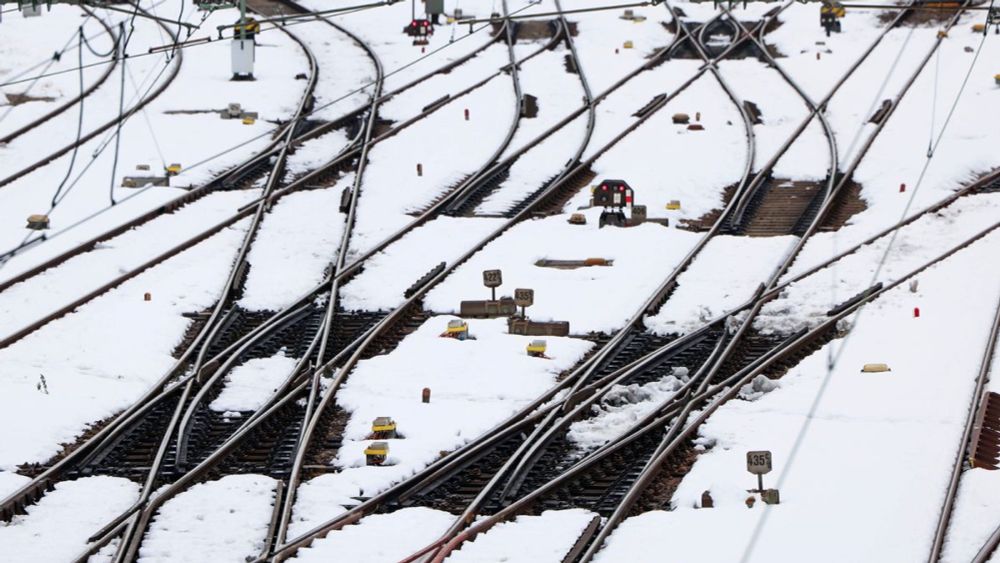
<box><xmin>970</xmin><ymin>391</ymin><xmax>1000</xmax><ymax>470</ymax></box>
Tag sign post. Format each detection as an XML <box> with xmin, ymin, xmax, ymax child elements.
<box><xmin>746</xmin><ymin>450</ymin><xmax>772</xmax><ymax>493</ymax></box>
<box><xmin>514</xmin><ymin>288</ymin><xmax>534</xmax><ymax>318</ymax></box>
<box><xmin>483</xmin><ymin>269</ymin><xmax>502</xmax><ymax>301</ymax></box>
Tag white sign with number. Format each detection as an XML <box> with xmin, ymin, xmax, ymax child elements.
<box><xmin>483</xmin><ymin>269</ymin><xmax>503</xmax><ymax>288</ymax></box>
<box><xmin>746</xmin><ymin>451</ymin><xmax>772</xmax><ymax>475</ymax></box>
<box><xmin>514</xmin><ymin>288</ymin><xmax>534</xmax><ymax>307</ymax></box>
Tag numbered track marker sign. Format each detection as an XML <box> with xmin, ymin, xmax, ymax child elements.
<box><xmin>514</xmin><ymin>288</ymin><xmax>534</xmax><ymax>307</ymax></box>
<box><xmin>483</xmin><ymin>269</ymin><xmax>503</xmax><ymax>288</ymax></box>
<box><xmin>746</xmin><ymin>451</ymin><xmax>772</xmax><ymax>475</ymax></box>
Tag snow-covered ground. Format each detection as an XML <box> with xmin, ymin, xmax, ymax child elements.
<box><xmin>425</xmin><ymin>215</ymin><xmax>696</xmax><ymax>334</ymax></box>
<box><xmin>139</xmin><ymin>475</ymin><xmax>277</xmax><ymax>563</ymax></box>
<box><xmin>0</xmin><ymin>219</ymin><xmax>248</xmax><ymax>469</ymax></box>
<box><xmin>289</xmin><ymin>315</ymin><xmax>592</xmax><ymax>536</ymax></box>
<box><xmin>0</xmin><ymin>476</ymin><xmax>139</xmax><ymax>561</ymax></box>
<box><xmin>596</xmin><ymin>228</ymin><xmax>1000</xmax><ymax>562</ymax></box>
<box><xmin>1</xmin><ymin>0</ymin><xmax>999</xmax><ymax>560</ymax></box>
<box><xmin>291</xmin><ymin>507</ymin><xmax>454</xmax><ymax>562</ymax></box>
<box><xmin>211</xmin><ymin>353</ymin><xmax>299</xmax><ymax>412</ymax></box>
<box><xmin>0</xmin><ymin>0</ymin><xmax>311</xmax><ymax>279</ymax></box>
<box><xmin>447</xmin><ymin>508</ymin><xmax>598</xmax><ymax>563</ymax></box>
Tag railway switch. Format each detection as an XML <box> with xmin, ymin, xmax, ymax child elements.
<box><xmin>672</xmin><ymin>113</ymin><xmax>690</xmax><ymax>124</ymax></box>
<box><xmin>568</xmin><ymin>213</ymin><xmax>587</xmax><ymax>225</ymax></box>
<box><xmin>761</xmin><ymin>489</ymin><xmax>781</xmax><ymax>505</ymax></box>
<box><xmin>371</xmin><ymin>417</ymin><xmax>397</xmax><ymax>439</ymax></box>
<box><xmin>365</xmin><ymin>442</ymin><xmax>389</xmax><ymax>466</ymax></box>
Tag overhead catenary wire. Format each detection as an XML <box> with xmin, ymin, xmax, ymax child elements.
<box><xmin>0</xmin><ymin>0</ymin><xmax>536</xmax><ymax>89</ymax></box>
<box><xmin>0</xmin><ymin>0</ymin><xmax>545</xmax><ymax>268</ymax></box>
<box><xmin>739</xmin><ymin>14</ymin><xmax>992</xmax><ymax>563</ymax></box>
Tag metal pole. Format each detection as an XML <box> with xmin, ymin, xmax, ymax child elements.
<box><xmin>491</xmin><ymin>287</ymin><xmax>496</xmax><ymax>301</ymax></box>
<box><xmin>757</xmin><ymin>474</ymin><xmax>763</xmax><ymax>493</ymax></box>
<box><xmin>240</xmin><ymin>0</ymin><xmax>247</xmax><ymax>41</ymax></box>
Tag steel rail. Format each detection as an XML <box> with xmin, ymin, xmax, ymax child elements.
<box><xmin>973</xmin><ymin>525</ymin><xmax>1000</xmax><ymax>563</ymax></box>
<box><xmin>82</xmin><ymin>4</ymin><xmax>540</xmax><ymax>560</ymax></box>
<box><xmin>0</xmin><ymin>6</ymin><xmax>118</xmax><ymax>145</ymax></box>
<box><xmin>269</xmin><ymin>0</ymin><xmax>389</xmax><ymax>554</ymax></box>
<box><xmin>497</xmin><ymin>2</ymin><xmax>770</xmax><ymax>507</ymax></box>
<box><xmin>271</xmin><ymin>8</ymin><xmax>783</xmax><ymax>559</ymax></box>
<box><xmin>269</xmin><ymin>160</ymin><xmax>1000</xmax><ymax>562</ymax></box>
<box><xmin>0</xmin><ymin>0</ymin><xmax>505</xmax><ymax>532</ymax></box>
<box><xmin>110</xmin><ymin>10</ymin><xmax>322</xmax><ymax>562</ymax></box>
<box><xmin>0</xmin><ymin>13</ymin><xmax>507</xmax><ymax>291</ymax></box>
<box><xmin>724</xmin><ymin>3</ymin><xmax>840</xmax><ymax>228</ymax></box>
<box><xmin>577</xmin><ymin>5</ymin><xmax>973</xmax><ymax>556</ymax></box>
<box><xmin>927</xmin><ymin>291</ymin><xmax>1000</xmax><ymax>561</ymax></box>
<box><xmin>0</xmin><ymin>22</ymin><xmax>545</xmax><ymax>354</ymax></box>
<box><xmin>0</xmin><ymin>10</ymin><xmax>318</xmax><ymax>559</ymax></box>
<box><xmin>434</xmin><ymin>0</ymin><xmax>947</xmax><ymax>557</ymax></box>
<box><xmin>271</xmin><ymin>2</ymin><xmax>536</xmax><ymax>555</ymax></box>
<box><xmin>0</xmin><ymin>3</ymin><xmax>183</xmax><ymax>190</ymax></box>
<box><xmin>430</xmin><ymin>219</ymin><xmax>1000</xmax><ymax>563</ymax></box>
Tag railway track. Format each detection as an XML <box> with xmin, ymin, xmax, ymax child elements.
<box><xmin>3</xmin><ymin>2</ymin><xmax>991</xmax><ymax>560</ymax></box>
<box><xmin>425</xmin><ymin>215</ymin><xmax>1000</xmax><ymax>562</ymax></box>
<box><xmin>379</xmin><ymin>1</ymin><xmax>982</xmax><ymax>559</ymax></box>
<box><xmin>551</xmin><ymin>3</ymin><xmax>978</xmax><ymax>557</ymax></box>
<box><xmin>0</xmin><ymin>5</ymin><xmax>563</xmax><ymax>529</ymax></box>
<box><xmin>262</xmin><ymin>4</ymin><xmax>788</xmax><ymax>559</ymax></box>
<box><xmin>0</xmin><ymin>3</ymin><xmax>183</xmax><ymax>191</ymax></box>
<box><xmin>15</xmin><ymin>1</ymin><xmax>560</xmax><ymax>559</ymax></box>
<box><xmin>264</xmin><ymin>1</ymin><xmax>999</xmax><ymax>558</ymax></box>
<box><xmin>927</xmin><ymin>291</ymin><xmax>1000</xmax><ymax>562</ymax></box>
<box><xmin>66</xmin><ymin>2</ymin><xmax>544</xmax><ymax>557</ymax></box>
<box><xmin>3</xmin><ymin>9</ymin><xmax>728</xmax><ymax>540</ymax></box>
